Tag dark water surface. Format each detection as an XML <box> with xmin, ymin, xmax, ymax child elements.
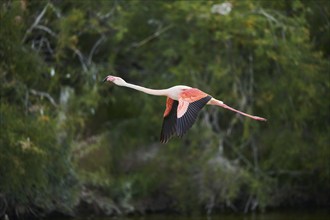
<box><xmin>48</xmin><ymin>210</ymin><xmax>329</xmax><ymax>220</ymax></box>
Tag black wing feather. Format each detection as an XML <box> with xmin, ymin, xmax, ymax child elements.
<box><xmin>177</xmin><ymin>96</ymin><xmax>212</xmax><ymax>137</ymax></box>
<box><xmin>160</xmin><ymin>100</ymin><xmax>179</xmax><ymax>143</ymax></box>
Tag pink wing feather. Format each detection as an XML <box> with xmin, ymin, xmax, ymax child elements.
<box><xmin>161</xmin><ymin>89</ymin><xmax>212</xmax><ymax>142</ymax></box>
<box><xmin>160</xmin><ymin>97</ymin><xmax>179</xmax><ymax>143</ymax></box>
<box><xmin>176</xmin><ymin>89</ymin><xmax>211</xmax><ymax>137</ymax></box>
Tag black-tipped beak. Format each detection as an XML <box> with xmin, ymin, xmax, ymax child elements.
<box><xmin>102</xmin><ymin>76</ymin><xmax>108</xmax><ymax>83</ymax></box>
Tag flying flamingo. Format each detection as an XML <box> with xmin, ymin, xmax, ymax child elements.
<box><xmin>103</xmin><ymin>75</ymin><xmax>266</xmax><ymax>143</ymax></box>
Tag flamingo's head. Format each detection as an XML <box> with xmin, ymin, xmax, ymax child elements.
<box><xmin>103</xmin><ymin>75</ymin><xmax>126</xmax><ymax>86</ymax></box>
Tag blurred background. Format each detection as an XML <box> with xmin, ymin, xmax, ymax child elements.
<box><xmin>0</xmin><ymin>0</ymin><xmax>329</xmax><ymax>219</ymax></box>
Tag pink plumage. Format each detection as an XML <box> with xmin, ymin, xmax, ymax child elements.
<box><xmin>104</xmin><ymin>75</ymin><xmax>267</xmax><ymax>143</ymax></box>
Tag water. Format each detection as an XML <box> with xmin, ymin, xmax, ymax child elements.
<box><xmin>48</xmin><ymin>210</ymin><xmax>329</xmax><ymax>220</ymax></box>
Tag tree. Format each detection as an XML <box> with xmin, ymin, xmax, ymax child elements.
<box><xmin>0</xmin><ymin>0</ymin><xmax>329</xmax><ymax>218</ymax></box>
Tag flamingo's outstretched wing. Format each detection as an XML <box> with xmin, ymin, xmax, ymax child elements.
<box><xmin>177</xmin><ymin>88</ymin><xmax>212</xmax><ymax>137</ymax></box>
<box><xmin>160</xmin><ymin>97</ymin><xmax>179</xmax><ymax>143</ymax></box>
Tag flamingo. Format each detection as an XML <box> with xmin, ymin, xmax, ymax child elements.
<box><xmin>103</xmin><ymin>75</ymin><xmax>266</xmax><ymax>143</ymax></box>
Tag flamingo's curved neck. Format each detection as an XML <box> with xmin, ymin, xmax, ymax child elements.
<box><xmin>122</xmin><ymin>82</ymin><xmax>168</xmax><ymax>97</ymax></box>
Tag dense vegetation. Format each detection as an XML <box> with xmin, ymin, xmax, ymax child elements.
<box><xmin>0</xmin><ymin>0</ymin><xmax>329</xmax><ymax>218</ymax></box>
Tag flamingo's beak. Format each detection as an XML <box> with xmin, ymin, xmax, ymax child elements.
<box><xmin>103</xmin><ymin>75</ymin><xmax>116</xmax><ymax>83</ymax></box>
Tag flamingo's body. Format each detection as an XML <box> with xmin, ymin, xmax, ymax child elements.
<box><xmin>104</xmin><ymin>75</ymin><xmax>266</xmax><ymax>143</ymax></box>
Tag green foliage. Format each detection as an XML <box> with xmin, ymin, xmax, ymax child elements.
<box><xmin>1</xmin><ymin>0</ymin><xmax>329</xmax><ymax>218</ymax></box>
<box><xmin>0</xmin><ymin>1</ymin><xmax>78</xmax><ymax>216</ymax></box>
